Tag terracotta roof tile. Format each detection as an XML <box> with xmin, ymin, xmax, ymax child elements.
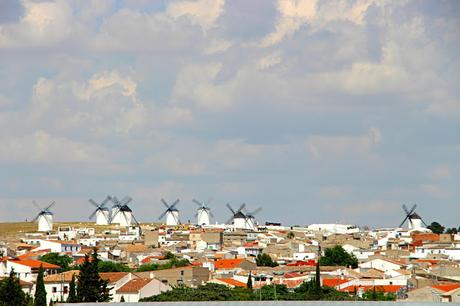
<box><xmin>10</xmin><ymin>258</ymin><xmax>60</xmax><ymax>269</ymax></box>
<box><xmin>322</xmin><ymin>277</ymin><xmax>350</xmax><ymax>287</ymax></box>
<box><xmin>431</xmin><ymin>284</ymin><xmax>460</xmax><ymax>292</ymax></box>
<box><xmin>214</xmin><ymin>259</ymin><xmax>244</xmax><ymax>269</ymax></box>
<box><xmin>100</xmin><ymin>272</ymin><xmax>129</xmax><ymax>283</ymax></box>
<box><xmin>215</xmin><ymin>278</ymin><xmax>247</xmax><ymax>288</ymax></box>
<box><xmin>44</xmin><ymin>270</ymin><xmax>79</xmax><ymax>283</ymax></box>
<box><xmin>116</xmin><ymin>278</ymin><xmax>151</xmax><ymax>293</ymax></box>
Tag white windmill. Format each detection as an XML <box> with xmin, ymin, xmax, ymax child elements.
<box><xmin>110</xmin><ymin>196</ymin><xmax>132</xmax><ymax>224</ymax></box>
<box><xmin>159</xmin><ymin>199</ymin><xmax>180</xmax><ymax>226</ymax></box>
<box><xmin>399</xmin><ymin>204</ymin><xmax>428</xmax><ymax>231</ymax></box>
<box><xmin>243</xmin><ymin>206</ymin><xmax>262</xmax><ymax>230</ymax></box>
<box><xmin>31</xmin><ymin>201</ymin><xmax>55</xmax><ymax>232</ymax></box>
<box><xmin>192</xmin><ymin>198</ymin><xmax>214</xmax><ymax>226</ymax></box>
<box><xmin>226</xmin><ymin>203</ymin><xmax>247</xmax><ymax>229</ymax></box>
<box><xmin>88</xmin><ymin>196</ymin><xmax>111</xmax><ymax>225</ymax></box>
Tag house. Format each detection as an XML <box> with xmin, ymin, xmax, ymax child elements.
<box><xmin>213</xmin><ymin>258</ymin><xmax>257</xmax><ymax>277</ymax></box>
<box><xmin>100</xmin><ymin>272</ymin><xmax>134</xmax><ymax>298</ymax></box>
<box><xmin>36</xmin><ymin>240</ymin><xmax>81</xmax><ymax>254</ymax></box>
<box><xmin>0</xmin><ymin>258</ymin><xmax>60</xmax><ymax>282</ymax></box>
<box><xmin>44</xmin><ymin>270</ymin><xmax>79</xmax><ymax>305</ymax></box>
<box><xmin>114</xmin><ymin>278</ymin><xmax>170</xmax><ymax>302</ymax></box>
<box><xmin>359</xmin><ymin>258</ymin><xmax>404</xmax><ymax>273</ymax></box>
<box><xmin>407</xmin><ymin>283</ymin><xmax>460</xmax><ymax>302</ymax></box>
<box><xmin>136</xmin><ymin>266</ymin><xmax>210</xmax><ymax>287</ymax></box>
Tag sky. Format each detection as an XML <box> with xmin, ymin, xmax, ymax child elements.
<box><xmin>0</xmin><ymin>0</ymin><xmax>459</xmax><ymax>228</ymax></box>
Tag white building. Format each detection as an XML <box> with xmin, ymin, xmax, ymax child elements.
<box><xmin>36</xmin><ymin>240</ymin><xmax>81</xmax><ymax>254</ymax></box>
<box><xmin>307</xmin><ymin>224</ymin><xmax>360</xmax><ymax>234</ymax></box>
<box><xmin>0</xmin><ymin>258</ymin><xmax>60</xmax><ymax>282</ymax></box>
<box><xmin>114</xmin><ymin>278</ymin><xmax>170</xmax><ymax>302</ymax></box>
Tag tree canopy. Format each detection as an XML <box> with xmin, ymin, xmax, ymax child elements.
<box><xmin>76</xmin><ymin>250</ymin><xmax>110</xmax><ymax>302</ymax></box>
<box><xmin>97</xmin><ymin>261</ymin><xmax>131</xmax><ymax>273</ymax></box>
<box><xmin>0</xmin><ymin>270</ymin><xmax>32</xmax><ymax>306</ymax></box>
<box><xmin>319</xmin><ymin>245</ymin><xmax>358</xmax><ymax>268</ymax></box>
<box><xmin>255</xmin><ymin>253</ymin><xmax>278</xmax><ymax>267</ymax></box>
<box><xmin>34</xmin><ymin>265</ymin><xmax>46</xmax><ymax>306</ymax></box>
<box><xmin>39</xmin><ymin>253</ymin><xmax>73</xmax><ymax>270</ymax></box>
<box><xmin>427</xmin><ymin>221</ymin><xmax>445</xmax><ymax>234</ymax></box>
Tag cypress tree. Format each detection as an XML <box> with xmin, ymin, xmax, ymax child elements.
<box><xmin>0</xmin><ymin>269</ymin><xmax>29</xmax><ymax>306</ymax></box>
<box><xmin>34</xmin><ymin>265</ymin><xmax>47</xmax><ymax>306</ymax></box>
<box><xmin>76</xmin><ymin>249</ymin><xmax>110</xmax><ymax>302</ymax></box>
<box><xmin>67</xmin><ymin>273</ymin><xmax>77</xmax><ymax>303</ymax></box>
<box><xmin>120</xmin><ymin>295</ymin><xmax>125</xmax><ymax>302</ymax></box>
<box><xmin>247</xmin><ymin>271</ymin><xmax>253</xmax><ymax>289</ymax></box>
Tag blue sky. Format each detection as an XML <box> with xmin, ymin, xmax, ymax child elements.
<box><xmin>0</xmin><ymin>0</ymin><xmax>459</xmax><ymax>227</ymax></box>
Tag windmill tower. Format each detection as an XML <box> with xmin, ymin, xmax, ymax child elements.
<box><xmin>244</xmin><ymin>206</ymin><xmax>262</xmax><ymax>230</ymax></box>
<box><xmin>88</xmin><ymin>196</ymin><xmax>111</xmax><ymax>225</ymax></box>
<box><xmin>31</xmin><ymin>201</ymin><xmax>55</xmax><ymax>232</ymax></box>
<box><xmin>399</xmin><ymin>204</ymin><xmax>428</xmax><ymax>230</ymax></box>
<box><xmin>159</xmin><ymin>199</ymin><xmax>180</xmax><ymax>226</ymax></box>
<box><xmin>226</xmin><ymin>203</ymin><xmax>246</xmax><ymax>228</ymax></box>
<box><xmin>193</xmin><ymin>198</ymin><xmax>214</xmax><ymax>226</ymax></box>
<box><xmin>110</xmin><ymin>196</ymin><xmax>140</xmax><ymax>227</ymax></box>
<box><xmin>110</xmin><ymin>196</ymin><xmax>132</xmax><ymax>224</ymax></box>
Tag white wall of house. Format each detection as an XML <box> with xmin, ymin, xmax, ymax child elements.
<box><xmin>45</xmin><ymin>281</ymin><xmax>69</xmax><ymax>305</ymax></box>
<box><xmin>359</xmin><ymin>259</ymin><xmax>402</xmax><ymax>272</ymax></box>
<box><xmin>1</xmin><ymin>261</ymin><xmax>33</xmax><ymax>282</ymax></box>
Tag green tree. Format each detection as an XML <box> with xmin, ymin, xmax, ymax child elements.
<box><xmin>67</xmin><ymin>273</ymin><xmax>77</xmax><ymax>303</ymax></box>
<box><xmin>76</xmin><ymin>250</ymin><xmax>110</xmax><ymax>302</ymax></box>
<box><xmin>120</xmin><ymin>295</ymin><xmax>125</xmax><ymax>302</ymax></box>
<box><xmin>319</xmin><ymin>245</ymin><xmax>358</xmax><ymax>268</ymax></box>
<box><xmin>98</xmin><ymin>261</ymin><xmax>131</xmax><ymax>272</ymax></box>
<box><xmin>427</xmin><ymin>221</ymin><xmax>445</xmax><ymax>234</ymax></box>
<box><xmin>39</xmin><ymin>253</ymin><xmax>72</xmax><ymax>271</ymax></box>
<box><xmin>445</xmin><ymin>227</ymin><xmax>458</xmax><ymax>234</ymax></box>
<box><xmin>287</xmin><ymin>232</ymin><xmax>295</xmax><ymax>239</ymax></box>
<box><xmin>0</xmin><ymin>270</ymin><xmax>30</xmax><ymax>306</ymax></box>
<box><xmin>163</xmin><ymin>251</ymin><xmax>176</xmax><ymax>259</ymax></box>
<box><xmin>246</xmin><ymin>272</ymin><xmax>252</xmax><ymax>289</ymax></box>
<box><xmin>34</xmin><ymin>265</ymin><xmax>46</xmax><ymax>306</ymax></box>
<box><xmin>255</xmin><ymin>253</ymin><xmax>278</xmax><ymax>267</ymax></box>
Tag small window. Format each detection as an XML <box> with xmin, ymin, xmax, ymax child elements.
<box><xmin>180</xmin><ymin>270</ymin><xmax>184</xmax><ymax>276</ymax></box>
<box><xmin>52</xmin><ymin>287</ymin><xmax>57</xmax><ymax>293</ymax></box>
<box><xmin>161</xmin><ymin>280</ymin><xmax>168</xmax><ymax>284</ymax></box>
<box><xmin>63</xmin><ymin>286</ymin><xmax>68</xmax><ymax>294</ymax></box>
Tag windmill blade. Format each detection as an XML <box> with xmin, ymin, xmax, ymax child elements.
<box><xmin>399</xmin><ymin>215</ymin><xmax>409</xmax><ymax>228</ymax></box>
<box><xmin>421</xmin><ymin>217</ymin><xmax>429</xmax><ymax>227</ymax></box>
<box><xmin>226</xmin><ymin>203</ymin><xmax>235</xmax><ymax>215</ymax></box>
<box><xmin>194</xmin><ymin>212</ymin><xmax>198</xmax><ymax>218</ymax></box>
<box><xmin>32</xmin><ymin>201</ymin><xmax>42</xmax><ymax>212</ymax></box>
<box><xmin>247</xmin><ymin>207</ymin><xmax>262</xmax><ymax>217</ymax></box>
<box><xmin>111</xmin><ymin>207</ymin><xmax>121</xmax><ymax>222</ymax></box>
<box><xmin>209</xmin><ymin>211</ymin><xmax>215</xmax><ymax>218</ymax></box>
<box><xmin>101</xmin><ymin>196</ymin><xmax>112</xmax><ymax>206</ymax></box>
<box><xmin>206</xmin><ymin>197</ymin><xmax>213</xmax><ymax>206</ymax></box>
<box><xmin>120</xmin><ymin>196</ymin><xmax>132</xmax><ymax>206</ymax></box>
<box><xmin>170</xmin><ymin>199</ymin><xmax>180</xmax><ymax>209</ymax></box>
<box><xmin>226</xmin><ymin>215</ymin><xmax>234</xmax><ymax>224</ymax></box>
<box><xmin>402</xmin><ymin>204</ymin><xmax>409</xmax><ymax>215</ymax></box>
<box><xmin>44</xmin><ymin>214</ymin><xmax>52</xmax><ymax>228</ymax></box>
<box><xmin>407</xmin><ymin>204</ymin><xmax>417</xmax><ymax>216</ymax></box>
<box><xmin>192</xmin><ymin>199</ymin><xmax>203</xmax><ymax>207</ymax></box>
<box><xmin>161</xmin><ymin>198</ymin><xmax>170</xmax><ymax>209</ymax></box>
<box><xmin>158</xmin><ymin>209</ymin><xmax>169</xmax><ymax>220</ymax></box>
<box><xmin>89</xmin><ymin>209</ymin><xmax>98</xmax><ymax>220</ymax></box>
<box><xmin>131</xmin><ymin>214</ymin><xmax>140</xmax><ymax>226</ymax></box>
<box><xmin>172</xmin><ymin>212</ymin><xmax>180</xmax><ymax>225</ymax></box>
<box><xmin>111</xmin><ymin>196</ymin><xmax>120</xmax><ymax>206</ymax></box>
<box><xmin>31</xmin><ymin>213</ymin><xmax>41</xmax><ymax>223</ymax></box>
<box><xmin>43</xmin><ymin>201</ymin><xmax>55</xmax><ymax>212</ymax></box>
<box><xmin>89</xmin><ymin>199</ymin><xmax>100</xmax><ymax>208</ymax></box>
<box><xmin>236</xmin><ymin>203</ymin><xmax>246</xmax><ymax>213</ymax></box>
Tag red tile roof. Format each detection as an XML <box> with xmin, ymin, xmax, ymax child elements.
<box><xmin>216</xmin><ymin>278</ymin><xmax>247</xmax><ymax>288</ymax></box>
<box><xmin>322</xmin><ymin>278</ymin><xmax>350</xmax><ymax>287</ymax></box>
<box><xmin>9</xmin><ymin>258</ymin><xmax>60</xmax><ymax>269</ymax></box>
<box><xmin>214</xmin><ymin>259</ymin><xmax>244</xmax><ymax>269</ymax></box>
<box><xmin>100</xmin><ymin>272</ymin><xmax>129</xmax><ymax>283</ymax></box>
<box><xmin>116</xmin><ymin>278</ymin><xmax>151</xmax><ymax>293</ymax></box>
<box><xmin>340</xmin><ymin>285</ymin><xmax>402</xmax><ymax>293</ymax></box>
<box><xmin>431</xmin><ymin>284</ymin><xmax>460</xmax><ymax>292</ymax></box>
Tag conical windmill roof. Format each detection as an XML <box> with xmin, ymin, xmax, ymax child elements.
<box><xmin>120</xmin><ymin>205</ymin><xmax>132</xmax><ymax>212</ymax></box>
<box><xmin>409</xmin><ymin>212</ymin><xmax>421</xmax><ymax>219</ymax></box>
<box><xmin>234</xmin><ymin>211</ymin><xmax>245</xmax><ymax>219</ymax></box>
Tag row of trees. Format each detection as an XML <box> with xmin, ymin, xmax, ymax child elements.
<box><xmin>427</xmin><ymin>221</ymin><xmax>459</xmax><ymax>234</ymax></box>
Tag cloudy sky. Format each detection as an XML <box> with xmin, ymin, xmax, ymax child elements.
<box><xmin>0</xmin><ymin>0</ymin><xmax>459</xmax><ymax>227</ymax></box>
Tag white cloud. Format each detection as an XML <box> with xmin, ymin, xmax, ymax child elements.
<box><xmin>305</xmin><ymin>127</ymin><xmax>382</xmax><ymax>158</ymax></box>
<box><xmin>167</xmin><ymin>0</ymin><xmax>225</xmax><ymax>32</ymax></box>
<box><xmin>0</xmin><ymin>130</ymin><xmax>107</xmax><ymax>164</ymax></box>
<box><xmin>421</xmin><ymin>184</ymin><xmax>450</xmax><ymax>199</ymax></box>
<box><xmin>427</xmin><ymin>165</ymin><xmax>451</xmax><ymax>180</ymax></box>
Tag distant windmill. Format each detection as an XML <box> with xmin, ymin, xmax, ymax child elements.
<box><xmin>88</xmin><ymin>196</ymin><xmax>111</xmax><ymax>225</ymax></box>
<box><xmin>31</xmin><ymin>201</ymin><xmax>55</xmax><ymax>232</ymax></box>
<box><xmin>110</xmin><ymin>196</ymin><xmax>135</xmax><ymax>227</ymax></box>
<box><xmin>244</xmin><ymin>206</ymin><xmax>262</xmax><ymax>230</ymax></box>
<box><xmin>226</xmin><ymin>203</ymin><xmax>246</xmax><ymax>228</ymax></box>
<box><xmin>193</xmin><ymin>198</ymin><xmax>214</xmax><ymax>226</ymax></box>
<box><xmin>399</xmin><ymin>204</ymin><xmax>428</xmax><ymax>230</ymax></box>
<box><xmin>158</xmin><ymin>199</ymin><xmax>180</xmax><ymax>226</ymax></box>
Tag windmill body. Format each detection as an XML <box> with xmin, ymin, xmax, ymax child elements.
<box><xmin>95</xmin><ymin>208</ymin><xmax>110</xmax><ymax>225</ymax></box>
<box><xmin>89</xmin><ymin>196</ymin><xmax>111</xmax><ymax>225</ymax></box>
<box><xmin>159</xmin><ymin>199</ymin><xmax>180</xmax><ymax>226</ymax></box>
<box><xmin>110</xmin><ymin>196</ymin><xmax>133</xmax><ymax>225</ymax></box>
<box><xmin>193</xmin><ymin>199</ymin><xmax>213</xmax><ymax>226</ymax></box>
<box><xmin>243</xmin><ymin>206</ymin><xmax>262</xmax><ymax>230</ymax></box>
<box><xmin>408</xmin><ymin>213</ymin><xmax>423</xmax><ymax>230</ymax></box>
<box><xmin>118</xmin><ymin>205</ymin><xmax>133</xmax><ymax>227</ymax></box>
<box><xmin>38</xmin><ymin>212</ymin><xmax>53</xmax><ymax>232</ymax></box>
<box><xmin>226</xmin><ymin>203</ymin><xmax>247</xmax><ymax>229</ymax></box>
<box><xmin>31</xmin><ymin>201</ymin><xmax>55</xmax><ymax>232</ymax></box>
<box><xmin>166</xmin><ymin>210</ymin><xmax>179</xmax><ymax>226</ymax></box>
<box><xmin>197</xmin><ymin>208</ymin><xmax>210</xmax><ymax>226</ymax></box>
<box><xmin>399</xmin><ymin>204</ymin><xmax>429</xmax><ymax>232</ymax></box>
